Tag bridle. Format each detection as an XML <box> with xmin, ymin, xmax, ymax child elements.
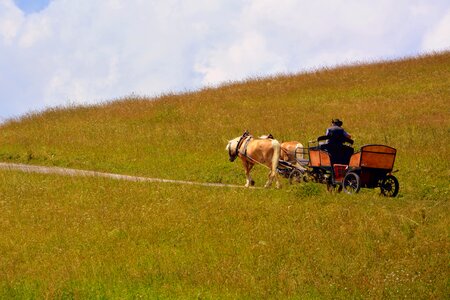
<box><xmin>228</xmin><ymin>131</ymin><xmax>251</xmax><ymax>162</ymax></box>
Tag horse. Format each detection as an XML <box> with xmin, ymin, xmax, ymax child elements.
<box><xmin>226</xmin><ymin>131</ymin><xmax>281</xmax><ymax>188</ymax></box>
<box><xmin>259</xmin><ymin>134</ymin><xmax>305</xmax><ymax>167</ymax></box>
<box><xmin>280</xmin><ymin>141</ymin><xmax>304</xmax><ymax>163</ymax></box>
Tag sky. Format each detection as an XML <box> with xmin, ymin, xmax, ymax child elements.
<box><xmin>0</xmin><ymin>0</ymin><xmax>449</xmax><ymax>121</ymax></box>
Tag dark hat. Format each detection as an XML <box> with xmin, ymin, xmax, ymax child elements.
<box><xmin>331</xmin><ymin>118</ymin><xmax>343</xmax><ymax>126</ymax></box>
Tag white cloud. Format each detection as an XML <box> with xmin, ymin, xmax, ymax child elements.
<box><xmin>421</xmin><ymin>8</ymin><xmax>450</xmax><ymax>51</ymax></box>
<box><xmin>195</xmin><ymin>32</ymin><xmax>287</xmax><ymax>84</ymax></box>
<box><xmin>0</xmin><ymin>0</ymin><xmax>24</xmax><ymax>44</ymax></box>
<box><xmin>194</xmin><ymin>0</ymin><xmax>450</xmax><ymax>83</ymax></box>
<box><xmin>18</xmin><ymin>14</ymin><xmax>51</xmax><ymax>48</ymax></box>
<box><xmin>0</xmin><ymin>0</ymin><xmax>449</xmax><ymax>120</ymax></box>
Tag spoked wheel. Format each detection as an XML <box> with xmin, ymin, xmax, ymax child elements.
<box><xmin>288</xmin><ymin>169</ymin><xmax>303</xmax><ymax>184</ymax></box>
<box><xmin>302</xmin><ymin>174</ymin><xmax>310</xmax><ymax>182</ymax></box>
<box><xmin>310</xmin><ymin>169</ymin><xmax>324</xmax><ymax>183</ymax></box>
<box><xmin>343</xmin><ymin>172</ymin><xmax>360</xmax><ymax>194</ymax></box>
<box><xmin>327</xmin><ymin>182</ymin><xmax>343</xmax><ymax>193</ymax></box>
<box><xmin>380</xmin><ymin>175</ymin><xmax>399</xmax><ymax>197</ymax></box>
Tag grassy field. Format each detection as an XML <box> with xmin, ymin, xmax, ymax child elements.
<box><xmin>0</xmin><ymin>53</ymin><xmax>449</xmax><ymax>298</ymax></box>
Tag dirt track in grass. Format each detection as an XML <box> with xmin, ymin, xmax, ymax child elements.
<box><xmin>0</xmin><ymin>162</ymin><xmax>257</xmax><ymax>189</ymax></box>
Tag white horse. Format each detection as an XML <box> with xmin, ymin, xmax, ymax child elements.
<box><xmin>226</xmin><ymin>131</ymin><xmax>281</xmax><ymax>188</ymax></box>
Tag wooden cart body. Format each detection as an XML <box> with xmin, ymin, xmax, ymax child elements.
<box><xmin>348</xmin><ymin>145</ymin><xmax>396</xmax><ymax>188</ymax></box>
<box><xmin>306</xmin><ymin>144</ymin><xmax>399</xmax><ymax>196</ymax></box>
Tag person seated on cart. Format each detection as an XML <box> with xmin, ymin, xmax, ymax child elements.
<box><xmin>319</xmin><ymin>119</ymin><xmax>354</xmax><ymax>165</ymax></box>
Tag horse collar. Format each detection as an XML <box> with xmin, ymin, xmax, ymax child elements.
<box><xmin>242</xmin><ymin>136</ymin><xmax>252</xmax><ymax>156</ymax></box>
<box><xmin>235</xmin><ymin>135</ymin><xmax>248</xmax><ymax>154</ymax></box>
<box><xmin>231</xmin><ymin>134</ymin><xmax>252</xmax><ymax>161</ymax></box>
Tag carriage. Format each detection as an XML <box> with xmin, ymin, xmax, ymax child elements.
<box><xmin>287</xmin><ymin>139</ymin><xmax>400</xmax><ymax>197</ymax></box>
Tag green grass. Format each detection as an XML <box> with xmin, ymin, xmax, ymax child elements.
<box><xmin>0</xmin><ymin>52</ymin><xmax>449</xmax><ymax>298</ymax></box>
<box><xmin>0</xmin><ymin>171</ymin><xmax>448</xmax><ymax>299</ymax></box>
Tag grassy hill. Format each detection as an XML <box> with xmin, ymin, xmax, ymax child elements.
<box><xmin>0</xmin><ymin>53</ymin><xmax>449</xmax><ymax>298</ymax></box>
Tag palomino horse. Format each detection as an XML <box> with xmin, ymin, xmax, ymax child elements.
<box><xmin>280</xmin><ymin>141</ymin><xmax>304</xmax><ymax>164</ymax></box>
<box><xmin>260</xmin><ymin>134</ymin><xmax>305</xmax><ymax>167</ymax></box>
<box><xmin>226</xmin><ymin>131</ymin><xmax>281</xmax><ymax>188</ymax></box>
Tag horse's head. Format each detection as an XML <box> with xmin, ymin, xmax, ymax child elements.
<box><xmin>226</xmin><ymin>131</ymin><xmax>252</xmax><ymax>162</ymax></box>
<box><xmin>226</xmin><ymin>137</ymin><xmax>240</xmax><ymax>162</ymax></box>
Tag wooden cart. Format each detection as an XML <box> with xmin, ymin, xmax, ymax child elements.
<box><xmin>306</xmin><ymin>143</ymin><xmax>399</xmax><ymax>197</ymax></box>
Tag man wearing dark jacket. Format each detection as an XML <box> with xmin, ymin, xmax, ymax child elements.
<box><xmin>321</xmin><ymin>119</ymin><xmax>354</xmax><ymax>164</ymax></box>
<box><xmin>325</xmin><ymin>119</ymin><xmax>352</xmax><ymax>145</ymax></box>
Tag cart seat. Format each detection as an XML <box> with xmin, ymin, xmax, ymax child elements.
<box><xmin>309</xmin><ymin>149</ymin><xmax>331</xmax><ymax>167</ymax></box>
<box><xmin>320</xmin><ymin>144</ymin><xmax>354</xmax><ymax>165</ymax></box>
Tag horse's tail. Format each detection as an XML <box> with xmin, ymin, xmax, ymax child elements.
<box><xmin>271</xmin><ymin>139</ymin><xmax>282</xmax><ymax>188</ymax></box>
<box><xmin>271</xmin><ymin>139</ymin><xmax>281</xmax><ymax>171</ymax></box>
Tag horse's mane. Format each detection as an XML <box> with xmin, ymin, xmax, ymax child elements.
<box><xmin>259</xmin><ymin>133</ymin><xmax>274</xmax><ymax>139</ymax></box>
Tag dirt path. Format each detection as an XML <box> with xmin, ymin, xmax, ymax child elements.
<box><xmin>0</xmin><ymin>162</ymin><xmax>255</xmax><ymax>189</ymax></box>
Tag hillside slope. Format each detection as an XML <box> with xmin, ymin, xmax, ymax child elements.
<box><xmin>0</xmin><ymin>52</ymin><xmax>449</xmax><ymax>191</ymax></box>
<box><xmin>0</xmin><ymin>53</ymin><xmax>449</xmax><ymax>298</ymax></box>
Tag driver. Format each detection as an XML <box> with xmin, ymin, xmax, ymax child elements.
<box><xmin>321</xmin><ymin>119</ymin><xmax>354</xmax><ymax>164</ymax></box>
<box><xmin>325</xmin><ymin>119</ymin><xmax>352</xmax><ymax>145</ymax></box>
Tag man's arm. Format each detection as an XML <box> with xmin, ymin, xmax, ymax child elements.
<box><xmin>344</xmin><ymin>130</ymin><xmax>351</xmax><ymax>139</ymax></box>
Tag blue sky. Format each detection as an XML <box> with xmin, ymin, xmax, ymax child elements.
<box><xmin>0</xmin><ymin>0</ymin><xmax>449</xmax><ymax>121</ymax></box>
<box><xmin>13</xmin><ymin>0</ymin><xmax>50</xmax><ymax>14</ymax></box>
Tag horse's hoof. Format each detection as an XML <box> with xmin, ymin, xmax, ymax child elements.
<box><xmin>250</xmin><ymin>180</ymin><xmax>255</xmax><ymax>186</ymax></box>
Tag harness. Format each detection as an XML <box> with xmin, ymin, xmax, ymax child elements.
<box><xmin>238</xmin><ymin>136</ymin><xmax>272</xmax><ymax>170</ymax></box>
<box><xmin>229</xmin><ymin>131</ymin><xmax>250</xmax><ymax>162</ymax></box>
<box><xmin>229</xmin><ymin>132</ymin><xmax>274</xmax><ymax>170</ymax></box>
<box><xmin>241</xmin><ymin>136</ymin><xmax>252</xmax><ymax>157</ymax></box>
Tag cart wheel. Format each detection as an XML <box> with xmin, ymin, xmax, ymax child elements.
<box><xmin>310</xmin><ymin>169</ymin><xmax>324</xmax><ymax>183</ymax></box>
<box><xmin>327</xmin><ymin>182</ymin><xmax>343</xmax><ymax>193</ymax></box>
<box><xmin>380</xmin><ymin>175</ymin><xmax>399</xmax><ymax>197</ymax></box>
<box><xmin>343</xmin><ymin>172</ymin><xmax>360</xmax><ymax>194</ymax></box>
<box><xmin>288</xmin><ymin>169</ymin><xmax>302</xmax><ymax>184</ymax></box>
<box><xmin>302</xmin><ymin>174</ymin><xmax>309</xmax><ymax>182</ymax></box>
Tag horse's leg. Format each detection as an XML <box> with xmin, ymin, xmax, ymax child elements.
<box><xmin>264</xmin><ymin>161</ymin><xmax>276</xmax><ymax>188</ymax></box>
<box><xmin>244</xmin><ymin>161</ymin><xmax>255</xmax><ymax>187</ymax></box>
<box><xmin>264</xmin><ymin>169</ymin><xmax>274</xmax><ymax>188</ymax></box>
<box><xmin>265</xmin><ymin>167</ymin><xmax>281</xmax><ymax>188</ymax></box>
<box><xmin>274</xmin><ymin>169</ymin><xmax>281</xmax><ymax>189</ymax></box>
